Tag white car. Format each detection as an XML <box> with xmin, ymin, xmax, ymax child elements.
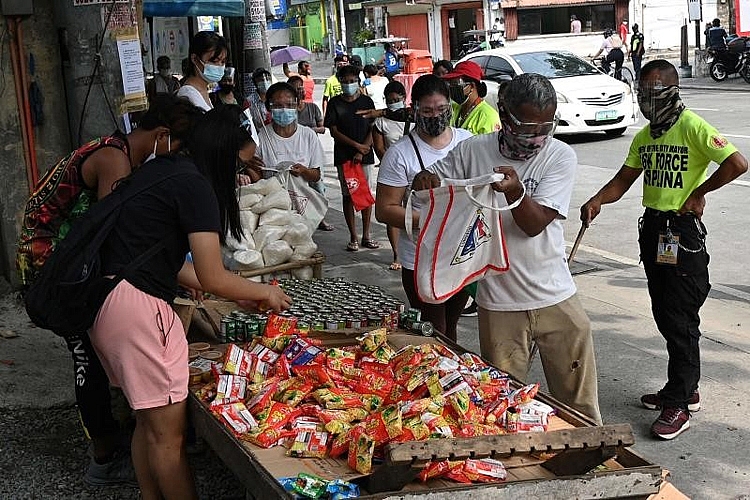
<box><xmin>460</xmin><ymin>49</ymin><xmax>639</xmax><ymax>136</ymax></box>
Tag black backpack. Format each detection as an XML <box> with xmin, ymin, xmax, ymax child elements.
<box><xmin>25</xmin><ymin>171</ymin><xmax>179</xmax><ymax>338</ymax></box>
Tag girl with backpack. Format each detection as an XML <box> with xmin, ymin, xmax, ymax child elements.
<box><xmin>17</xmin><ymin>95</ymin><xmax>204</xmax><ymax>486</ymax></box>
<box><xmin>88</xmin><ymin>105</ymin><xmax>291</xmax><ymax>499</ymax></box>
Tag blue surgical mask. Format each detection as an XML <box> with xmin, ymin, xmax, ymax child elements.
<box><xmin>271</xmin><ymin>108</ymin><xmax>297</xmax><ymax>127</ymax></box>
<box><xmin>200</xmin><ymin>62</ymin><xmax>225</xmax><ymax>83</ymax></box>
<box><xmin>341</xmin><ymin>82</ymin><xmax>359</xmax><ymax>96</ymax></box>
<box><xmin>387</xmin><ymin>101</ymin><xmax>405</xmax><ymax>111</ymax></box>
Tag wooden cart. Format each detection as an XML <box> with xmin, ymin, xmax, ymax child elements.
<box><xmin>188</xmin><ymin>331</ymin><xmax>682</xmax><ymax>499</ymax></box>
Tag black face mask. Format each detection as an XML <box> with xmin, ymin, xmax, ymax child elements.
<box><xmin>416</xmin><ymin>107</ymin><xmax>453</xmax><ymax>137</ymax></box>
<box><xmin>449</xmin><ymin>84</ymin><xmax>468</xmax><ymax>105</ymax></box>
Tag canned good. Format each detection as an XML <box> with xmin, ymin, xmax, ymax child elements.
<box><xmin>235</xmin><ymin>320</ymin><xmax>247</xmax><ymax>342</ymax></box>
<box><xmin>219</xmin><ymin>318</ymin><xmax>231</xmax><ymax>343</ymax></box>
<box><xmin>312</xmin><ymin>318</ymin><xmax>326</xmax><ymax>331</ymax></box>
<box><xmin>367</xmin><ymin>315</ymin><xmax>382</xmax><ymax>327</ymax></box>
<box><xmin>406</xmin><ymin>308</ymin><xmax>422</xmax><ymax>323</ymax></box>
<box><xmin>411</xmin><ymin>321</ymin><xmax>434</xmax><ymax>337</ymax></box>
<box><xmin>325</xmin><ymin>318</ymin><xmax>339</xmax><ymax>331</ymax></box>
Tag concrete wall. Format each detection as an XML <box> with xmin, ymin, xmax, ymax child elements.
<box><xmin>0</xmin><ymin>1</ymin><xmax>72</xmax><ymax>287</ymax></box>
<box><xmin>632</xmin><ymin>0</ymin><xmax>723</xmax><ymax>51</ymax></box>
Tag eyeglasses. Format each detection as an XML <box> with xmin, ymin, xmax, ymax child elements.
<box><xmin>502</xmin><ymin>106</ymin><xmax>558</xmax><ymax>136</ymax></box>
<box><xmin>415</xmin><ymin>104</ymin><xmax>451</xmax><ymax>117</ymax></box>
<box><xmin>268</xmin><ymin>101</ymin><xmax>298</xmax><ymax>109</ymax></box>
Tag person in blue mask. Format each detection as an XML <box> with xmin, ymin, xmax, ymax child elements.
<box><xmin>252</xmin><ymin>83</ymin><xmax>325</xmax><ymax>190</ymax></box>
<box><xmin>324</xmin><ymin>64</ymin><xmax>379</xmax><ymax>252</ymax></box>
<box><xmin>177</xmin><ymin>31</ymin><xmax>227</xmax><ymax>111</ymax></box>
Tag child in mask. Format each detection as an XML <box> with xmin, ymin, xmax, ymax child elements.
<box><xmin>324</xmin><ymin>64</ymin><xmax>379</xmax><ymax>252</ymax></box>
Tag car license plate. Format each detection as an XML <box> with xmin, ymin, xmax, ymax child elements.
<box><xmin>595</xmin><ymin>110</ymin><xmax>618</xmax><ymax>121</ymax></box>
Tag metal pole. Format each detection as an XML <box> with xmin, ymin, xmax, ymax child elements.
<box><xmin>243</xmin><ymin>0</ymin><xmax>271</xmax><ymax>98</ymax></box>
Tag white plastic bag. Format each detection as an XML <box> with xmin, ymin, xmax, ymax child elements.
<box><xmin>259</xmin><ymin>208</ymin><xmax>292</xmax><ymax>227</ymax></box>
<box><xmin>238</xmin><ymin>192</ymin><xmax>262</xmax><ymax>210</ymax></box>
<box><xmin>238</xmin><ymin>177</ymin><xmax>283</xmax><ymax>196</ymax></box>
<box><xmin>281</xmin><ymin>222</ymin><xmax>311</xmax><ymax>247</ymax></box>
<box><xmin>253</xmin><ymin>225</ymin><xmax>287</xmax><ymax>251</ymax></box>
<box><xmin>239</xmin><ymin>210</ymin><xmax>259</xmax><ymax>233</ymax></box>
<box><xmin>232</xmin><ymin>249</ymin><xmax>264</xmax><ymax>270</ymax></box>
<box><xmin>251</xmin><ymin>189</ymin><xmax>292</xmax><ymax>214</ymax></box>
<box><xmin>261</xmin><ymin>240</ymin><xmax>293</xmax><ymax>267</ymax></box>
<box><xmin>277</xmin><ymin>168</ymin><xmax>328</xmax><ymax>232</ymax></box>
<box><xmin>292</xmin><ymin>266</ymin><xmax>314</xmax><ymax>280</ymax></box>
<box><xmin>292</xmin><ymin>241</ymin><xmax>318</xmax><ymax>259</ymax></box>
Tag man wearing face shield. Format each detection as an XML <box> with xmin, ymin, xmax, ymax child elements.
<box><xmin>412</xmin><ymin>73</ymin><xmax>602</xmax><ymax>425</ymax></box>
<box><xmin>581</xmin><ymin>60</ymin><xmax>748</xmax><ymax>440</ymax></box>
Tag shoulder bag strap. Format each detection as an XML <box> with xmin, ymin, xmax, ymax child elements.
<box><xmin>402</xmin><ymin>118</ymin><xmax>411</xmax><ymax>136</ymax></box>
<box><xmin>408</xmin><ymin>133</ymin><xmax>426</xmax><ymax>171</ymax></box>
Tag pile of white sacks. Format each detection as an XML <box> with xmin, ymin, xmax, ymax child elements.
<box><xmin>223</xmin><ymin>177</ymin><xmax>318</xmax><ymax>280</ymax></box>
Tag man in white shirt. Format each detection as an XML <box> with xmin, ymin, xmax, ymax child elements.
<box><xmin>412</xmin><ymin>73</ymin><xmax>602</xmax><ymax>424</ymax></box>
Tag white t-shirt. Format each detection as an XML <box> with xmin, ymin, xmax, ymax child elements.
<box><xmin>374</xmin><ymin>117</ymin><xmax>411</xmax><ymax>151</ymax></box>
<box><xmin>429</xmin><ymin>133</ymin><xmax>578</xmax><ymax>311</ymax></box>
<box><xmin>177</xmin><ymin>84</ymin><xmax>212</xmax><ymax>111</ymax></box>
<box><xmin>377</xmin><ymin>128</ymin><xmax>473</xmax><ymax>270</ymax></box>
<box><xmin>256</xmin><ymin>123</ymin><xmax>325</xmax><ymax>171</ymax></box>
<box><xmin>365</xmin><ymin>77</ymin><xmax>389</xmax><ymax>110</ymax></box>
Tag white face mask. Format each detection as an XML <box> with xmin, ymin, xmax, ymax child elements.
<box><xmin>145</xmin><ymin>135</ymin><xmax>171</xmax><ymax>164</ymax></box>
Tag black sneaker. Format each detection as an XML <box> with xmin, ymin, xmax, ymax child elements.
<box><xmin>461</xmin><ymin>297</ymin><xmax>478</xmax><ymax>317</ymax></box>
<box><xmin>641</xmin><ymin>391</ymin><xmax>700</xmax><ymax>412</ymax></box>
<box><xmin>83</xmin><ymin>452</ymin><xmax>138</xmax><ymax>487</ymax></box>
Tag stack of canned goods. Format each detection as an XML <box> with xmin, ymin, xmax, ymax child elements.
<box><xmin>219</xmin><ymin>312</ymin><xmax>269</xmax><ymax>343</ymax></box>
<box><xmin>219</xmin><ymin>278</ymin><xmax>409</xmax><ymax>341</ymax></box>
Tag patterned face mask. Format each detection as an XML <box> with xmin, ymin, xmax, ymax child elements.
<box><xmin>415</xmin><ymin>107</ymin><xmax>452</xmax><ymax>137</ymax></box>
<box><xmin>499</xmin><ymin>121</ymin><xmax>550</xmax><ymax>161</ymax></box>
<box><xmin>637</xmin><ymin>83</ymin><xmax>685</xmax><ymax>139</ymax></box>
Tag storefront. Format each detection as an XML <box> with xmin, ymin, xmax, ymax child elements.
<box><xmin>500</xmin><ymin>0</ymin><xmax>628</xmax><ymax>41</ymax></box>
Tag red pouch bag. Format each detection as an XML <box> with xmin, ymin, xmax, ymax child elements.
<box><xmin>342</xmin><ymin>160</ymin><xmax>375</xmax><ymax>212</ymax></box>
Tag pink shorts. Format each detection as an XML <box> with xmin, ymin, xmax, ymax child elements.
<box><xmin>90</xmin><ymin>280</ymin><xmax>188</xmax><ymax>410</ymax></box>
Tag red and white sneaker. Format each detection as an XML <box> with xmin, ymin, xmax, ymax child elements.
<box><xmin>641</xmin><ymin>391</ymin><xmax>700</xmax><ymax>412</ymax></box>
<box><xmin>651</xmin><ymin>407</ymin><xmax>691</xmax><ymax>440</ymax></box>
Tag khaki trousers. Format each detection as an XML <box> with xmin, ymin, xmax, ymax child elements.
<box><xmin>478</xmin><ymin>294</ymin><xmax>602</xmax><ymax>425</ymax></box>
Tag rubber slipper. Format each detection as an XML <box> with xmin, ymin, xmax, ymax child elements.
<box><xmin>361</xmin><ymin>239</ymin><xmax>381</xmax><ymax>249</ymax></box>
<box><xmin>389</xmin><ymin>262</ymin><xmax>402</xmax><ymax>271</ymax></box>
<box><xmin>346</xmin><ymin>241</ymin><xmax>359</xmax><ymax>252</ymax></box>
<box><xmin>318</xmin><ymin>221</ymin><xmax>335</xmax><ymax>231</ymax></box>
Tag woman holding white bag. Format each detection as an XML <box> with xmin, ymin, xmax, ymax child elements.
<box><xmin>375</xmin><ymin>74</ymin><xmax>473</xmax><ymax>341</ymax></box>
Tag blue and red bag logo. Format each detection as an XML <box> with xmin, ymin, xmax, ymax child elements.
<box><xmin>452</xmin><ymin>209</ymin><xmax>491</xmax><ymax>265</ymax></box>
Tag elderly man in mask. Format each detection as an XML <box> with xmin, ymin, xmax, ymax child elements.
<box><xmin>413</xmin><ymin>73</ymin><xmax>602</xmax><ymax>425</ymax></box>
<box><xmin>582</xmin><ymin>59</ymin><xmax>747</xmax><ymax>440</ymax></box>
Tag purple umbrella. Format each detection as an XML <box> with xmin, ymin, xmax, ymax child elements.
<box><xmin>270</xmin><ymin>46</ymin><xmax>312</xmax><ymax>66</ymax></box>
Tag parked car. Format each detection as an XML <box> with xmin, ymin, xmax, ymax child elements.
<box><xmin>459</xmin><ymin>49</ymin><xmax>638</xmax><ymax>136</ymax></box>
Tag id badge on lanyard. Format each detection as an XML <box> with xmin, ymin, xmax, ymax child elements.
<box><xmin>656</xmin><ymin>220</ymin><xmax>679</xmax><ymax>265</ymax></box>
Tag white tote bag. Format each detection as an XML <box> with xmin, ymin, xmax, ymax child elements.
<box><xmin>275</xmin><ymin>162</ymin><xmax>329</xmax><ymax>233</ymax></box>
<box><xmin>406</xmin><ymin>173</ymin><xmax>524</xmax><ymax>304</ymax></box>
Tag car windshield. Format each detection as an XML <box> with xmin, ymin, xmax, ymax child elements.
<box><xmin>511</xmin><ymin>52</ymin><xmax>600</xmax><ymax>78</ymax></box>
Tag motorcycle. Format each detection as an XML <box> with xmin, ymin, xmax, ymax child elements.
<box><xmin>707</xmin><ymin>36</ymin><xmax>750</xmax><ymax>83</ymax></box>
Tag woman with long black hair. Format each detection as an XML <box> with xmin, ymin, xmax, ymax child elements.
<box><xmin>89</xmin><ymin>105</ymin><xmax>290</xmax><ymax>500</ymax></box>
<box><xmin>178</xmin><ymin>31</ymin><xmax>228</xmax><ymax>111</ymax></box>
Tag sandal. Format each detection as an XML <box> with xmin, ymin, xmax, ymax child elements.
<box><xmin>318</xmin><ymin>221</ymin><xmax>335</xmax><ymax>231</ymax></box>
<box><xmin>346</xmin><ymin>241</ymin><xmax>359</xmax><ymax>252</ymax></box>
<box><xmin>389</xmin><ymin>262</ymin><xmax>402</xmax><ymax>271</ymax></box>
<box><xmin>361</xmin><ymin>238</ymin><xmax>381</xmax><ymax>249</ymax></box>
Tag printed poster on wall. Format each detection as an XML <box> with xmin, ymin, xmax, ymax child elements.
<box><xmin>152</xmin><ymin>17</ymin><xmax>190</xmax><ymax>74</ymax></box>
<box><xmin>245</xmin><ymin>23</ymin><xmax>263</xmax><ymax>49</ymax></box>
<box><xmin>116</xmin><ymin>31</ymin><xmax>148</xmax><ymax>113</ymax></box>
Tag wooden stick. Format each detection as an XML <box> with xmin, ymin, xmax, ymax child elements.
<box><xmin>568</xmin><ymin>224</ymin><xmax>587</xmax><ymax>266</ymax></box>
